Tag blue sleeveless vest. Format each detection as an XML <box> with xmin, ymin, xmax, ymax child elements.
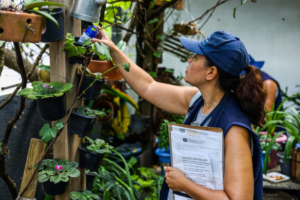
<box><xmin>160</xmin><ymin>93</ymin><xmax>263</xmax><ymax>200</ymax></box>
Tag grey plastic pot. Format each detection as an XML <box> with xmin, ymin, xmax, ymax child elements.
<box><xmin>277</xmin><ymin>152</ymin><xmax>291</xmax><ymax>176</ymax></box>
<box><xmin>130</xmin><ymin>114</ymin><xmax>150</xmax><ymax>133</ymax></box>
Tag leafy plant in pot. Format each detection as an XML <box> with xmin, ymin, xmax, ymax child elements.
<box><xmin>69</xmin><ymin>189</ymin><xmax>100</xmax><ymax>200</ymax></box>
<box><xmin>85</xmin><ymin>170</ymin><xmax>98</xmax><ymax>191</ymax></box>
<box><xmin>18</xmin><ymin>81</ymin><xmax>72</xmax><ymax>121</ymax></box>
<box><xmin>68</xmin><ymin>105</ymin><xmax>106</xmax><ymax>138</ymax></box>
<box><xmin>79</xmin><ymin>136</ymin><xmax>113</xmax><ymax>171</ymax></box>
<box><xmin>155</xmin><ymin>115</ymin><xmax>185</xmax><ymax>175</ymax></box>
<box><xmin>0</xmin><ymin>0</ymin><xmax>67</xmax><ymax>43</ymax></box>
<box><xmin>35</xmin><ymin>158</ymin><xmax>80</xmax><ymax>196</ymax></box>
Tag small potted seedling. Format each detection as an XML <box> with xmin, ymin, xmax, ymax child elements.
<box><xmin>68</xmin><ymin>105</ymin><xmax>106</xmax><ymax>138</ymax></box>
<box><xmin>0</xmin><ymin>0</ymin><xmax>67</xmax><ymax>43</ymax></box>
<box><xmin>36</xmin><ymin>158</ymin><xmax>80</xmax><ymax>196</ymax></box>
<box><xmin>18</xmin><ymin>81</ymin><xmax>72</xmax><ymax>121</ymax></box>
<box><xmin>69</xmin><ymin>189</ymin><xmax>100</xmax><ymax>200</ymax></box>
<box><xmin>79</xmin><ymin>136</ymin><xmax>113</xmax><ymax>171</ymax></box>
<box><xmin>41</xmin><ymin>7</ymin><xmax>65</xmax><ymax>42</ymax></box>
<box><xmin>85</xmin><ymin>170</ymin><xmax>98</xmax><ymax>191</ymax></box>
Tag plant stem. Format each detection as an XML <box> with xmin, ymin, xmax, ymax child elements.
<box><xmin>103</xmin><ymin>158</ymin><xmax>127</xmax><ymax>175</ymax></box>
<box><xmin>111</xmin><ymin>149</ymin><xmax>135</xmax><ymax>200</ymax></box>
<box><xmin>115</xmin><ymin>176</ymin><xmax>135</xmax><ymax>199</ymax></box>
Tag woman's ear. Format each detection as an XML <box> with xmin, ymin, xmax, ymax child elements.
<box><xmin>206</xmin><ymin>66</ymin><xmax>218</xmax><ymax>80</ymax></box>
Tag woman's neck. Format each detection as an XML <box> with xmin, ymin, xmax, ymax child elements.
<box><xmin>200</xmin><ymin>86</ymin><xmax>225</xmax><ymax>115</ymax></box>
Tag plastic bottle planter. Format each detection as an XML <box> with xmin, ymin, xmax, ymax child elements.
<box><xmin>88</xmin><ymin>60</ymin><xmax>123</xmax><ymax>81</ymax></box>
<box><xmin>68</xmin><ymin>37</ymin><xmax>85</xmax><ymax>65</ymax></box>
<box><xmin>0</xmin><ymin>11</ymin><xmax>43</xmax><ymax>43</ymax></box>
<box><xmin>291</xmin><ymin>148</ymin><xmax>300</xmax><ymax>183</ymax></box>
<box><xmin>130</xmin><ymin>115</ymin><xmax>150</xmax><ymax>133</ymax></box>
<box><xmin>155</xmin><ymin>147</ymin><xmax>170</xmax><ymax>176</ymax></box>
<box><xmin>68</xmin><ymin>110</ymin><xmax>98</xmax><ymax>138</ymax></box>
<box><xmin>41</xmin><ymin>8</ymin><xmax>64</xmax><ymax>42</ymax></box>
<box><xmin>86</xmin><ymin>172</ymin><xmax>96</xmax><ymax>190</ymax></box>
<box><xmin>78</xmin><ymin>144</ymin><xmax>104</xmax><ymax>171</ymax></box>
<box><xmin>36</xmin><ymin>94</ymin><xmax>66</xmax><ymax>121</ymax></box>
<box><xmin>77</xmin><ymin>74</ymin><xmax>105</xmax><ymax>100</ymax></box>
<box><xmin>42</xmin><ymin>180</ymin><xmax>68</xmax><ymax>196</ymax></box>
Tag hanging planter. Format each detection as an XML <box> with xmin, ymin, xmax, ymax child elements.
<box><xmin>130</xmin><ymin>114</ymin><xmax>150</xmax><ymax>133</ymax></box>
<box><xmin>18</xmin><ymin>81</ymin><xmax>73</xmax><ymax>121</ymax></box>
<box><xmin>71</xmin><ymin>0</ymin><xmax>107</xmax><ymax>23</ymax></box>
<box><xmin>77</xmin><ymin>73</ymin><xmax>105</xmax><ymax>100</ymax></box>
<box><xmin>86</xmin><ymin>172</ymin><xmax>97</xmax><ymax>190</ymax></box>
<box><xmin>78</xmin><ymin>137</ymin><xmax>113</xmax><ymax>171</ymax></box>
<box><xmin>88</xmin><ymin>59</ymin><xmax>123</xmax><ymax>81</ymax></box>
<box><xmin>68</xmin><ymin>106</ymin><xmax>104</xmax><ymax>138</ymax></box>
<box><xmin>68</xmin><ymin>37</ymin><xmax>86</xmax><ymax>65</ymax></box>
<box><xmin>41</xmin><ymin>8</ymin><xmax>64</xmax><ymax>42</ymax></box>
<box><xmin>43</xmin><ymin>180</ymin><xmax>68</xmax><ymax>196</ymax></box>
<box><xmin>0</xmin><ymin>11</ymin><xmax>43</xmax><ymax>43</ymax></box>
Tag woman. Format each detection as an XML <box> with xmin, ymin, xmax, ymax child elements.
<box><xmin>92</xmin><ymin>29</ymin><xmax>266</xmax><ymax>200</ymax></box>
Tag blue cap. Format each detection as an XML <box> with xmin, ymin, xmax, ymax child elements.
<box><xmin>180</xmin><ymin>31</ymin><xmax>250</xmax><ymax>76</ymax></box>
<box><xmin>85</xmin><ymin>25</ymin><xmax>98</xmax><ymax>38</ymax></box>
<box><xmin>249</xmin><ymin>55</ymin><xmax>264</xmax><ymax>69</ymax></box>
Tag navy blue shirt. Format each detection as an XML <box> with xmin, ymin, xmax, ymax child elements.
<box><xmin>160</xmin><ymin>93</ymin><xmax>263</xmax><ymax>200</ymax></box>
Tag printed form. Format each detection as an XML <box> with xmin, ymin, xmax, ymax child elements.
<box><xmin>170</xmin><ymin>125</ymin><xmax>224</xmax><ymax>200</ymax></box>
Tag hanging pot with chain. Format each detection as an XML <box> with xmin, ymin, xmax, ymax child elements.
<box><xmin>71</xmin><ymin>0</ymin><xmax>107</xmax><ymax>23</ymax></box>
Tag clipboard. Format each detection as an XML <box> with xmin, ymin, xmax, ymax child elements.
<box><xmin>168</xmin><ymin>124</ymin><xmax>224</xmax><ymax>200</ymax></box>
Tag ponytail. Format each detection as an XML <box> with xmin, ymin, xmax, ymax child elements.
<box><xmin>204</xmin><ymin>56</ymin><xmax>266</xmax><ymax>126</ymax></box>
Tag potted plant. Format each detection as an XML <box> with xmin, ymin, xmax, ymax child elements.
<box><xmin>130</xmin><ymin>114</ymin><xmax>150</xmax><ymax>133</ymax></box>
<box><xmin>68</xmin><ymin>105</ymin><xmax>106</xmax><ymax>138</ymax></box>
<box><xmin>69</xmin><ymin>189</ymin><xmax>100</xmax><ymax>200</ymax></box>
<box><xmin>282</xmin><ymin>107</ymin><xmax>300</xmax><ymax>182</ymax></box>
<box><xmin>85</xmin><ymin>170</ymin><xmax>98</xmax><ymax>191</ymax></box>
<box><xmin>41</xmin><ymin>7</ymin><xmax>64</xmax><ymax>42</ymax></box>
<box><xmin>77</xmin><ymin>68</ymin><xmax>106</xmax><ymax>100</ymax></box>
<box><xmin>36</xmin><ymin>158</ymin><xmax>80</xmax><ymax>196</ymax></box>
<box><xmin>0</xmin><ymin>0</ymin><xmax>67</xmax><ymax>43</ymax></box>
<box><xmin>18</xmin><ymin>81</ymin><xmax>72</xmax><ymax>121</ymax></box>
<box><xmin>155</xmin><ymin>115</ymin><xmax>185</xmax><ymax>175</ymax></box>
<box><xmin>93</xmin><ymin>101</ymin><xmax>114</xmax><ymax>125</ymax></box>
<box><xmin>79</xmin><ymin>136</ymin><xmax>113</xmax><ymax>171</ymax></box>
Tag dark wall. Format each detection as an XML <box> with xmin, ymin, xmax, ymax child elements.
<box><xmin>0</xmin><ymin>95</ymin><xmax>47</xmax><ymax>200</ymax></box>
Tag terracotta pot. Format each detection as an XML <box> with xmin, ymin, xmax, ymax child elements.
<box><xmin>93</xmin><ymin>101</ymin><xmax>114</xmax><ymax>122</ymax></box>
<box><xmin>0</xmin><ymin>11</ymin><xmax>43</xmax><ymax>43</ymax></box>
<box><xmin>291</xmin><ymin>148</ymin><xmax>300</xmax><ymax>183</ymax></box>
<box><xmin>87</xmin><ymin>60</ymin><xmax>123</xmax><ymax>81</ymax></box>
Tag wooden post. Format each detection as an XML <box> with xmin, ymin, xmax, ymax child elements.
<box><xmin>19</xmin><ymin>139</ymin><xmax>46</xmax><ymax>199</ymax></box>
<box><xmin>49</xmin><ymin>0</ymin><xmax>84</xmax><ymax>199</ymax></box>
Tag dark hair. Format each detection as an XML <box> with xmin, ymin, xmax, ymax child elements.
<box><xmin>204</xmin><ymin>56</ymin><xmax>267</xmax><ymax>126</ymax></box>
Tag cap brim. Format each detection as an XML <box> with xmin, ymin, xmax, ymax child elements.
<box><xmin>251</xmin><ymin>61</ymin><xmax>264</xmax><ymax>69</ymax></box>
<box><xmin>180</xmin><ymin>37</ymin><xmax>205</xmax><ymax>55</ymax></box>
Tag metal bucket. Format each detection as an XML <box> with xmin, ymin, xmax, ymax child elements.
<box><xmin>71</xmin><ymin>0</ymin><xmax>107</xmax><ymax>23</ymax></box>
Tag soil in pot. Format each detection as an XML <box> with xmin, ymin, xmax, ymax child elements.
<box><xmin>68</xmin><ymin>110</ymin><xmax>98</xmax><ymax>138</ymax></box>
<box><xmin>291</xmin><ymin>148</ymin><xmax>300</xmax><ymax>183</ymax></box>
<box><xmin>79</xmin><ymin>144</ymin><xmax>104</xmax><ymax>171</ymax></box>
<box><xmin>0</xmin><ymin>11</ymin><xmax>43</xmax><ymax>43</ymax></box>
<box><xmin>41</xmin><ymin>8</ymin><xmax>64</xmax><ymax>42</ymax></box>
<box><xmin>130</xmin><ymin>114</ymin><xmax>150</xmax><ymax>133</ymax></box>
<box><xmin>42</xmin><ymin>180</ymin><xmax>68</xmax><ymax>196</ymax></box>
<box><xmin>77</xmin><ymin>74</ymin><xmax>105</xmax><ymax>100</ymax></box>
<box><xmin>36</xmin><ymin>94</ymin><xmax>66</xmax><ymax>121</ymax></box>
<box><xmin>86</xmin><ymin>173</ymin><xmax>96</xmax><ymax>190</ymax></box>
<box><xmin>68</xmin><ymin>37</ymin><xmax>85</xmax><ymax>65</ymax></box>
<box><xmin>87</xmin><ymin>59</ymin><xmax>123</xmax><ymax>81</ymax></box>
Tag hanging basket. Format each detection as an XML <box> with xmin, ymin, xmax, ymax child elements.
<box><xmin>41</xmin><ymin>8</ymin><xmax>64</xmax><ymax>42</ymax></box>
<box><xmin>78</xmin><ymin>144</ymin><xmax>104</xmax><ymax>171</ymax></box>
<box><xmin>87</xmin><ymin>59</ymin><xmax>123</xmax><ymax>81</ymax></box>
<box><xmin>86</xmin><ymin>172</ymin><xmax>96</xmax><ymax>190</ymax></box>
<box><xmin>36</xmin><ymin>94</ymin><xmax>66</xmax><ymax>121</ymax></box>
<box><xmin>0</xmin><ymin>11</ymin><xmax>43</xmax><ymax>43</ymax></box>
<box><xmin>42</xmin><ymin>180</ymin><xmax>68</xmax><ymax>196</ymax></box>
<box><xmin>77</xmin><ymin>74</ymin><xmax>105</xmax><ymax>100</ymax></box>
<box><xmin>68</xmin><ymin>37</ymin><xmax>86</xmax><ymax>65</ymax></box>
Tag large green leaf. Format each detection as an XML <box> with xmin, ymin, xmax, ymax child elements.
<box><xmin>27</xmin><ymin>9</ymin><xmax>60</xmax><ymax>29</ymax></box>
<box><xmin>69</xmin><ymin>162</ymin><xmax>78</xmax><ymax>168</ymax></box>
<box><xmin>68</xmin><ymin>168</ymin><xmax>80</xmax><ymax>178</ymax></box>
<box><xmin>69</xmin><ymin>191</ymin><xmax>82</xmax><ymax>200</ymax></box>
<box><xmin>116</xmin><ymin>40</ymin><xmax>127</xmax><ymax>52</ymax></box>
<box><xmin>58</xmin><ymin>159</ymin><xmax>69</xmax><ymax>166</ymax></box>
<box><xmin>38</xmin><ymin>174</ymin><xmax>49</xmax><ymax>183</ymax></box>
<box><xmin>0</xmin><ymin>41</ymin><xmax>5</xmax><ymax>47</ymax></box>
<box><xmin>18</xmin><ymin>88</ymin><xmax>33</xmax><ymax>96</ymax></box>
<box><xmin>24</xmin><ymin>2</ymin><xmax>67</xmax><ymax>11</ymax></box>
<box><xmin>55</xmin><ymin>120</ymin><xmax>65</xmax><ymax>129</ymax></box>
<box><xmin>95</xmin><ymin>42</ymin><xmax>105</xmax><ymax>56</ymax></box>
<box><xmin>39</xmin><ymin>123</ymin><xmax>56</xmax><ymax>144</ymax></box>
<box><xmin>284</xmin><ymin>135</ymin><xmax>295</xmax><ymax>161</ymax></box>
<box><xmin>61</xmin><ymin>176</ymin><xmax>69</xmax><ymax>182</ymax></box>
<box><xmin>60</xmin><ymin>83</ymin><xmax>73</xmax><ymax>93</ymax></box>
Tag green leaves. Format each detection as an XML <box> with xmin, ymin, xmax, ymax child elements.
<box><xmin>69</xmin><ymin>190</ymin><xmax>99</xmax><ymax>200</ymax></box>
<box><xmin>75</xmin><ymin>106</ymin><xmax>106</xmax><ymax>117</ymax></box>
<box><xmin>37</xmin><ymin>65</ymin><xmax>50</xmax><ymax>71</ymax></box>
<box><xmin>68</xmin><ymin>168</ymin><xmax>81</xmax><ymax>178</ymax></box>
<box><xmin>85</xmin><ymin>136</ymin><xmax>113</xmax><ymax>154</ymax></box>
<box><xmin>24</xmin><ymin>1</ymin><xmax>67</xmax><ymax>11</ymax></box>
<box><xmin>18</xmin><ymin>88</ymin><xmax>33</xmax><ymax>97</ymax></box>
<box><xmin>38</xmin><ymin>174</ymin><xmax>49</xmax><ymax>183</ymax></box>
<box><xmin>39</xmin><ymin>121</ymin><xmax>65</xmax><ymax>144</ymax></box>
<box><xmin>27</xmin><ymin>9</ymin><xmax>60</xmax><ymax>29</ymax></box>
<box><xmin>116</xmin><ymin>40</ymin><xmax>127</xmax><ymax>52</ymax></box>
<box><xmin>148</xmin><ymin>18</ymin><xmax>159</xmax><ymax>24</ymax></box>
<box><xmin>122</xmin><ymin>63</ymin><xmax>130</xmax><ymax>72</ymax></box>
<box><xmin>153</xmin><ymin>51</ymin><xmax>162</xmax><ymax>58</ymax></box>
<box><xmin>95</xmin><ymin>42</ymin><xmax>111</xmax><ymax>61</ymax></box>
<box><xmin>0</xmin><ymin>41</ymin><xmax>5</xmax><ymax>48</ymax></box>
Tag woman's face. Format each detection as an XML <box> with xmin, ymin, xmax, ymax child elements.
<box><xmin>184</xmin><ymin>54</ymin><xmax>209</xmax><ymax>86</ymax></box>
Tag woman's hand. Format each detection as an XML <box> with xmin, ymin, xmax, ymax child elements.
<box><xmin>165</xmin><ymin>167</ymin><xmax>188</xmax><ymax>191</ymax></box>
<box><xmin>91</xmin><ymin>26</ymin><xmax>117</xmax><ymax>52</ymax></box>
